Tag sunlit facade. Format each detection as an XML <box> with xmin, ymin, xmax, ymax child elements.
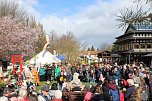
<box><xmin>114</xmin><ymin>23</ymin><xmax>152</xmax><ymax>65</ymax></box>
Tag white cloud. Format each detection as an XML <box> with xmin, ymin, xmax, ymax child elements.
<box><xmin>20</xmin><ymin>0</ymin><xmax>150</xmax><ymax>48</ymax></box>
<box><xmin>40</xmin><ymin>0</ymin><xmax>135</xmax><ymax>48</ymax></box>
<box><xmin>19</xmin><ymin>0</ymin><xmax>41</xmax><ymax>20</ymax></box>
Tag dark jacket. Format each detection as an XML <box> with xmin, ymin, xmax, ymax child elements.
<box><xmin>91</xmin><ymin>93</ymin><xmax>104</xmax><ymax>101</ymax></box>
<box><xmin>149</xmin><ymin>82</ymin><xmax>152</xmax><ymax>98</ymax></box>
<box><xmin>57</xmin><ymin>75</ymin><xmax>66</xmax><ymax>85</ymax></box>
<box><xmin>124</xmin><ymin>85</ymin><xmax>135</xmax><ymax>101</ymax></box>
<box><xmin>102</xmin><ymin>83</ymin><xmax>117</xmax><ymax>101</ymax></box>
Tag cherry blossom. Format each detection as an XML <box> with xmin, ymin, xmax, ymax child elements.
<box><xmin>0</xmin><ymin>15</ymin><xmax>41</xmax><ymax>57</ymax></box>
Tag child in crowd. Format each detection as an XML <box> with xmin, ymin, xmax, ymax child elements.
<box><xmin>62</xmin><ymin>78</ymin><xmax>68</xmax><ymax>90</ymax></box>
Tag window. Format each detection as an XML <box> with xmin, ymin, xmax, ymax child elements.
<box><xmin>147</xmin><ymin>43</ymin><xmax>152</xmax><ymax>48</ymax></box>
<box><xmin>134</xmin><ymin>44</ymin><xmax>140</xmax><ymax>49</ymax></box>
<box><xmin>141</xmin><ymin>44</ymin><xmax>146</xmax><ymax>48</ymax></box>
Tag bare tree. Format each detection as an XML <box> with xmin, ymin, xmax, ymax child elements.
<box><xmin>48</xmin><ymin>31</ymin><xmax>81</xmax><ymax>63</ymax></box>
<box><xmin>99</xmin><ymin>43</ymin><xmax>112</xmax><ymax>52</ymax></box>
<box><xmin>116</xmin><ymin>1</ymin><xmax>151</xmax><ymax>29</ymax></box>
<box><xmin>134</xmin><ymin>0</ymin><xmax>152</xmax><ymax>5</ymax></box>
<box><xmin>0</xmin><ymin>0</ymin><xmax>28</xmax><ymax>21</ymax></box>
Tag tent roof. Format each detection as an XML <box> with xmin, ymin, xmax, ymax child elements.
<box><xmin>30</xmin><ymin>50</ymin><xmax>61</xmax><ymax>65</ymax></box>
<box><xmin>56</xmin><ymin>54</ymin><xmax>64</xmax><ymax>60</ymax></box>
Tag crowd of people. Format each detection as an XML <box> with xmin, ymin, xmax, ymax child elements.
<box><xmin>0</xmin><ymin>62</ymin><xmax>152</xmax><ymax>101</ymax></box>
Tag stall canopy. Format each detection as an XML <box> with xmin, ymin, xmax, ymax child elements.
<box><xmin>56</xmin><ymin>54</ymin><xmax>64</xmax><ymax>60</ymax></box>
<box><xmin>30</xmin><ymin>50</ymin><xmax>61</xmax><ymax>65</ymax></box>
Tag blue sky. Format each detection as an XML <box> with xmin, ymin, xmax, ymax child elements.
<box><xmin>35</xmin><ymin>0</ymin><xmax>97</xmax><ymax>16</ymax></box>
<box><xmin>21</xmin><ymin>0</ymin><xmax>149</xmax><ymax>49</ymax></box>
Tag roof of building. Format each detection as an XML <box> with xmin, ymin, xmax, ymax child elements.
<box><xmin>116</xmin><ymin>23</ymin><xmax>152</xmax><ymax>39</ymax></box>
<box><xmin>131</xmin><ymin>23</ymin><xmax>152</xmax><ymax>31</ymax></box>
<box><xmin>81</xmin><ymin>50</ymin><xmax>101</xmax><ymax>55</ymax></box>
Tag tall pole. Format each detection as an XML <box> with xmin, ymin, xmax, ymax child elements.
<box><xmin>129</xmin><ymin>52</ymin><xmax>131</xmax><ymax>64</ymax></box>
<box><xmin>88</xmin><ymin>51</ymin><xmax>90</xmax><ymax>68</ymax></box>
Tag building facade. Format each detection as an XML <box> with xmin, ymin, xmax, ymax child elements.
<box><xmin>114</xmin><ymin>23</ymin><xmax>152</xmax><ymax>65</ymax></box>
<box><xmin>81</xmin><ymin>50</ymin><xmax>100</xmax><ymax>64</ymax></box>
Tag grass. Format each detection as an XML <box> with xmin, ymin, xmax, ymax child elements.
<box><xmin>35</xmin><ymin>81</ymin><xmax>92</xmax><ymax>92</ymax></box>
<box><xmin>35</xmin><ymin>81</ymin><xmax>57</xmax><ymax>92</ymax></box>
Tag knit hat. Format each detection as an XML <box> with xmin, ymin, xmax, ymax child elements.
<box><xmin>41</xmin><ymin>85</ymin><xmax>49</xmax><ymax>92</ymax></box>
<box><xmin>54</xmin><ymin>90</ymin><xmax>62</xmax><ymax>99</ymax></box>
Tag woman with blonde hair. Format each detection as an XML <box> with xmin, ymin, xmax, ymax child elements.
<box><xmin>130</xmin><ymin>86</ymin><xmax>142</xmax><ymax>101</ymax></box>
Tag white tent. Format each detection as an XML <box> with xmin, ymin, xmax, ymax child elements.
<box><xmin>30</xmin><ymin>50</ymin><xmax>61</xmax><ymax>65</ymax></box>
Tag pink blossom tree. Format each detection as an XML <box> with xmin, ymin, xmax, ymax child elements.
<box><xmin>0</xmin><ymin>15</ymin><xmax>41</xmax><ymax>58</ymax></box>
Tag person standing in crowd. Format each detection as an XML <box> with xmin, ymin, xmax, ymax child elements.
<box><xmin>91</xmin><ymin>85</ymin><xmax>104</xmax><ymax>101</ymax></box>
<box><xmin>124</xmin><ymin>79</ymin><xmax>136</xmax><ymax>101</ymax></box>
<box><xmin>148</xmin><ymin>74</ymin><xmax>152</xmax><ymax>100</ymax></box>
<box><xmin>124</xmin><ymin>65</ymin><xmax>131</xmax><ymax>80</ymax></box>
<box><xmin>45</xmin><ymin>63</ymin><xmax>52</xmax><ymax>81</ymax></box>
<box><xmin>102</xmin><ymin>77</ymin><xmax>119</xmax><ymax>101</ymax></box>
<box><xmin>89</xmin><ymin>68</ymin><xmax>95</xmax><ymax>83</ymax></box>
<box><xmin>31</xmin><ymin>67</ymin><xmax>40</xmax><ymax>86</ymax></box>
<box><xmin>95</xmin><ymin>64</ymin><xmax>103</xmax><ymax>83</ymax></box>
<box><xmin>26</xmin><ymin>76</ymin><xmax>36</xmax><ymax>94</ymax></box>
<box><xmin>20</xmin><ymin>68</ymin><xmax>26</xmax><ymax>82</ymax></box>
<box><xmin>57</xmin><ymin>71</ymin><xmax>66</xmax><ymax>91</ymax></box>
<box><xmin>38</xmin><ymin>85</ymin><xmax>51</xmax><ymax>101</ymax></box>
<box><xmin>129</xmin><ymin>86</ymin><xmax>142</xmax><ymax>101</ymax></box>
<box><xmin>112</xmin><ymin>66</ymin><xmax>121</xmax><ymax>86</ymax></box>
<box><xmin>62</xmin><ymin>78</ymin><xmax>68</xmax><ymax>90</ymax></box>
<box><xmin>60</xmin><ymin>65</ymin><xmax>65</xmax><ymax>73</ymax></box>
<box><xmin>103</xmin><ymin>65</ymin><xmax>111</xmax><ymax>79</ymax></box>
<box><xmin>55</xmin><ymin>65</ymin><xmax>61</xmax><ymax>80</ymax></box>
<box><xmin>78</xmin><ymin>64</ymin><xmax>84</xmax><ymax>82</ymax></box>
<box><xmin>83</xmin><ymin>65</ymin><xmax>89</xmax><ymax>82</ymax></box>
<box><xmin>68</xmin><ymin>72</ymin><xmax>84</xmax><ymax>91</ymax></box>
<box><xmin>71</xmin><ymin>64</ymin><xmax>76</xmax><ymax>75</ymax></box>
<box><xmin>25</xmin><ymin>65</ymin><xmax>33</xmax><ymax>80</ymax></box>
<box><xmin>38</xmin><ymin>65</ymin><xmax>46</xmax><ymax>81</ymax></box>
<box><xmin>51</xmin><ymin>63</ymin><xmax>56</xmax><ymax>81</ymax></box>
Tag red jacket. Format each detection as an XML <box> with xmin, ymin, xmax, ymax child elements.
<box><xmin>51</xmin><ymin>98</ymin><xmax>63</xmax><ymax>101</ymax></box>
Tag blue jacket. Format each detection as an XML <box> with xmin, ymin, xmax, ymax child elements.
<box><xmin>113</xmin><ymin>71</ymin><xmax>121</xmax><ymax>80</ymax></box>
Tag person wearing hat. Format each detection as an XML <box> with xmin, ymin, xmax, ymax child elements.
<box><xmin>68</xmin><ymin>72</ymin><xmax>83</xmax><ymax>91</ymax></box>
<box><xmin>38</xmin><ymin>85</ymin><xmax>51</xmax><ymax>101</ymax></box>
<box><xmin>102</xmin><ymin>76</ymin><xmax>119</xmax><ymax>101</ymax></box>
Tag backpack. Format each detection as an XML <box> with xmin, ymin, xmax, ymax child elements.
<box><xmin>84</xmin><ymin>92</ymin><xmax>92</xmax><ymax>101</ymax></box>
<box><xmin>109</xmin><ymin>89</ymin><xmax>119</xmax><ymax>101</ymax></box>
